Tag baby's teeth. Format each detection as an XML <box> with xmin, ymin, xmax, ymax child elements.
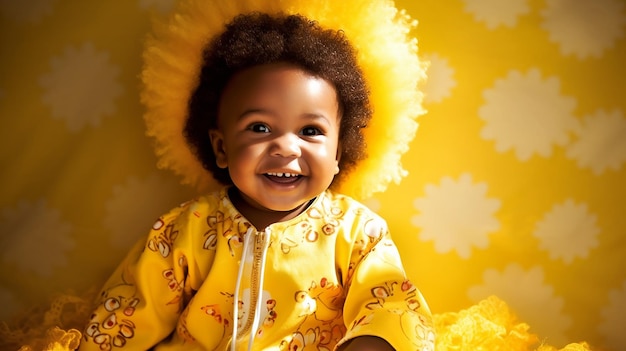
<box><xmin>268</xmin><ymin>172</ymin><xmax>297</xmax><ymax>177</ymax></box>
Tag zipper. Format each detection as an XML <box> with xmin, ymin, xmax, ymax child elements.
<box><xmin>237</xmin><ymin>228</ymin><xmax>269</xmax><ymax>341</ymax></box>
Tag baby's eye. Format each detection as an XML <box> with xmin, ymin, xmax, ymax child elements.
<box><xmin>301</xmin><ymin>126</ymin><xmax>323</xmax><ymax>136</ymax></box>
<box><xmin>248</xmin><ymin>123</ymin><xmax>270</xmax><ymax>133</ymax></box>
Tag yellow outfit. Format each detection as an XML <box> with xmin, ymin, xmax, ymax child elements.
<box><xmin>78</xmin><ymin>188</ymin><xmax>434</xmax><ymax>351</ymax></box>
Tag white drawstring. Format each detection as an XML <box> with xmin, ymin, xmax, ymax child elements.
<box><xmin>231</xmin><ymin>227</ymin><xmax>253</xmax><ymax>351</ymax></box>
<box><xmin>230</xmin><ymin>227</ymin><xmax>270</xmax><ymax>351</ymax></box>
<box><xmin>248</xmin><ymin>228</ymin><xmax>270</xmax><ymax>350</ymax></box>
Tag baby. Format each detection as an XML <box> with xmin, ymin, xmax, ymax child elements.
<box><xmin>79</xmin><ymin>12</ymin><xmax>434</xmax><ymax>351</ymax></box>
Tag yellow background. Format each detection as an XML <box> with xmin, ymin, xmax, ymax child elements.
<box><xmin>1</xmin><ymin>0</ymin><xmax>625</xmax><ymax>350</ymax></box>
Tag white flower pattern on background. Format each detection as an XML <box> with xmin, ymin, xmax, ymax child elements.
<box><xmin>468</xmin><ymin>264</ymin><xmax>571</xmax><ymax>346</ymax></box>
<box><xmin>541</xmin><ymin>0</ymin><xmax>626</xmax><ymax>59</ymax></box>
<box><xmin>533</xmin><ymin>199</ymin><xmax>600</xmax><ymax>264</ymax></box>
<box><xmin>598</xmin><ymin>280</ymin><xmax>626</xmax><ymax>350</ymax></box>
<box><xmin>462</xmin><ymin>0</ymin><xmax>530</xmax><ymax>29</ymax></box>
<box><xmin>479</xmin><ymin>68</ymin><xmax>578</xmax><ymax>161</ymax></box>
<box><xmin>566</xmin><ymin>109</ymin><xmax>626</xmax><ymax>175</ymax></box>
<box><xmin>0</xmin><ymin>199</ymin><xmax>74</xmax><ymax>277</ymax></box>
<box><xmin>422</xmin><ymin>53</ymin><xmax>456</xmax><ymax>104</ymax></box>
<box><xmin>411</xmin><ymin>173</ymin><xmax>501</xmax><ymax>259</ymax></box>
<box><xmin>0</xmin><ymin>0</ymin><xmax>56</xmax><ymax>23</ymax></box>
<box><xmin>103</xmin><ymin>173</ymin><xmax>193</xmax><ymax>250</ymax></box>
<box><xmin>39</xmin><ymin>42</ymin><xmax>124</xmax><ymax>132</ymax></box>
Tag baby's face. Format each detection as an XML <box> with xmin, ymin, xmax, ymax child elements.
<box><xmin>210</xmin><ymin>63</ymin><xmax>341</xmax><ymax>213</ymax></box>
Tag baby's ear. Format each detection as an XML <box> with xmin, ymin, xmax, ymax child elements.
<box><xmin>334</xmin><ymin>143</ymin><xmax>342</xmax><ymax>175</ymax></box>
<box><xmin>209</xmin><ymin>130</ymin><xmax>228</xmax><ymax>169</ymax></box>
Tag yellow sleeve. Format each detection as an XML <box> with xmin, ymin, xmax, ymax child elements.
<box><xmin>339</xmin><ymin>215</ymin><xmax>435</xmax><ymax>351</ymax></box>
<box><xmin>78</xmin><ymin>204</ymin><xmax>192</xmax><ymax>350</ymax></box>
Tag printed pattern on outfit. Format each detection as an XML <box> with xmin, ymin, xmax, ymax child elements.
<box><xmin>79</xmin><ymin>188</ymin><xmax>434</xmax><ymax>351</ymax></box>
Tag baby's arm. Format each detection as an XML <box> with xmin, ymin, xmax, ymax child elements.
<box><xmin>78</xmin><ymin>209</ymin><xmax>189</xmax><ymax>350</ymax></box>
<box><xmin>337</xmin><ymin>209</ymin><xmax>435</xmax><ymax>351</ymax></box>
<box><xmin>338</xmin><ymin>336</ymin><xmax>395</xmax><ymax>351</ymax></box>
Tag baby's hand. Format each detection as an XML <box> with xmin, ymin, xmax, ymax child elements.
<box><xmin>338</xmin><ymin>336</ymin><xmax>395</xmax><ymax>351</ymax></box>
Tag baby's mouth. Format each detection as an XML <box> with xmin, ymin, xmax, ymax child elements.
<box><xmin>264</xmin><ymin>172</ymin><xmax>302</xmax><ymax>183</ymax></box>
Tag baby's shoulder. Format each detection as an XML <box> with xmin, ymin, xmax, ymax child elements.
<box><xmin>323</xmin><ymin>190</ymin><xmax>387</xmax><ymax>226</ymax></box>
<box><xmin>158</xmin><ymin>189</ymin><xmax>229</xmax><ymax>224</ymax></box>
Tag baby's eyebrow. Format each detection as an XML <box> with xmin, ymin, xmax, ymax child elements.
<box><xmin>301</xmin><ymin>113</ymin><xmax>332</xmax><ymax>126</ymax></box>
<box><xmin>237</xmin><ymin>108</ymin><xmax>273</xmax><ymax>120</ymax></box>
<box><xmin>237</xmin><ymin>109</ymin><xmax>334</xmax><ymax>125</ymax></box>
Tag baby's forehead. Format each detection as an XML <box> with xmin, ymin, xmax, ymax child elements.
<box><xmin>217</xmin><ymin>63</ymin><xmax>341</xmax><ymax>122</ymax></box>
<box><xmin>222</xmin><ymin>62</ymin><xmax>340</xmax><ymax>100</ymax></box>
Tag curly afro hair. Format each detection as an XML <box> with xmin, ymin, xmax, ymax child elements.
<box><xmin>185</xmin><ymin>12</ymin><xmax>372</xmax><ymax>188</ymax></box>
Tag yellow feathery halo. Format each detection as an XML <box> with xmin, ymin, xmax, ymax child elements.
<box><xmin>141</xmin><ymin>0</ymin><xmax>426</xmax><ymax>200</ymax></box>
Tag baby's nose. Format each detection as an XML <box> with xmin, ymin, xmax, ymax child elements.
<box><xmin>270</xmin><ymin>133</ymin><xmax>301</xmax><ymax>157</ymax></box>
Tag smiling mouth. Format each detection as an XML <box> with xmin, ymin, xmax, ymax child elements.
<box><xmin>264</xmin><ymin>172</ymin><xmax>302</xmax><ymax>183</ymax></box>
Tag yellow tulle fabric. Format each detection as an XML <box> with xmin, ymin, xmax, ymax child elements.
<box><xmin>0</xmin><ymin>290</ymin><xmax>93</xmax><ymax>351</ymax></box>
<box><xmin>2</xmin><ymin>292</ymin><xmax>592</xmax><ymax>351</ymax></box>
<box><xmin>433</xmin><ymin>297</ymin><xmax>591</xmax><ymax>351</ymax></box>
<box><xmin>142</xmin><ymin>0</ymin><xmax>426</xmax><ymax>200</ymax></box>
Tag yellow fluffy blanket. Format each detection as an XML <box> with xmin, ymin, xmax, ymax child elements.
<box><xmin>1</xmin><ymin>292</ymin><xmax>591</xmax><ymax>351</ymax></box>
